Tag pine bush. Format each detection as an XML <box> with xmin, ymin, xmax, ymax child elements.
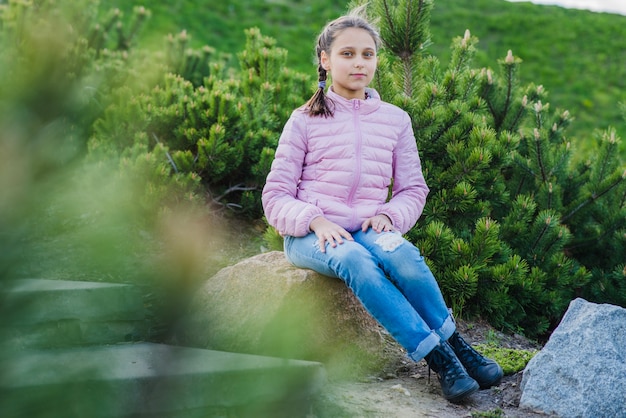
<box><xmin>367</xmin><ymin>0</ymin><xmax>625</xmax><ymax>338</ymax></box>
<box><xmin>91</xmin><ymin>26</ymin><xmax>312</xmax><ymax>217</ymax></box>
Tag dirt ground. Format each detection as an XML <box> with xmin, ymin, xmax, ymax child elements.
<box><xmin>316</xmin><ymin>320</ymin><xmax>556</xmax><ymax>418</ymax></box>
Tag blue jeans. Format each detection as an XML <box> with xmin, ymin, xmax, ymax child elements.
<box><xmin>284</xmin><ymin>228</ymin><xmax>455</xmax><ymax>362</ymax></box>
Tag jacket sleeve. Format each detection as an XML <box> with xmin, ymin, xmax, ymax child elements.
<box><xmin>379</xmin><ymin>112</ymin><xmax>429</xmax><ymax>234</ymax></box>
<box><xmin>262</xmin><ymin>111</ymin><xmax>324</xmax><ymax>237</ymax></box>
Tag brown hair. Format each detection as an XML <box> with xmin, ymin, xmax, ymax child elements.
<box><xmin>305</xmin><ymin>7</ymin><xmax>381</xmax><ymax>117</ymax></box>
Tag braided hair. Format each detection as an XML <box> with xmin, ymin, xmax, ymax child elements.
<box><xmin>305</xmin><ymin>8</ymin><xmax>381</xmax><ymax>117</ymax></box>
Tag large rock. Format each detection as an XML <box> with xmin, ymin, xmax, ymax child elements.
<box><xmin>520</xmin><ymin>298</ymin><xmax>626</xmax><ymax>417</ymax></box>
<box><xmin>179</xmin><ymin>251</ymin><xmax>403</xmax><ymax>378</ymax></box>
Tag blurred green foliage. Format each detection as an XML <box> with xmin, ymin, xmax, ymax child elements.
<box><xmin>0</xmin><ymin>0</ymin><xmax>219</xmax><ymax>342</ymax></box>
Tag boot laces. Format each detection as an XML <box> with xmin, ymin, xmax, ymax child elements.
<box><xmin>427</xmin><ymin>344</ymin><xmax>467</xmax><ymax>384</ymax></box>
<box><xmin>452</xmin><ymin>335</ymin><xmax>487</xmax><ymax>371</ymax></box>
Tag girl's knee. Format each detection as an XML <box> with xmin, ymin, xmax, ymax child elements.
<box><xmin>325</xmin><ymin>240</ymin><xmax>368</xmax><ymax>259</ymax></box>
<box><xmin>373</xmin><ymin>232</ymin><xmax>405</xmax><ymax>252</ymax></box>
<box><xmin>327</xmin><ymin>242</ymin><xmax>380</xmax><ymax>273</ymax></box>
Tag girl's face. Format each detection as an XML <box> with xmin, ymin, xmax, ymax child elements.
<box><xmin>321</xmin><ymin>27</ymin><xmax>377</xmax><ymax>100</ymax></box>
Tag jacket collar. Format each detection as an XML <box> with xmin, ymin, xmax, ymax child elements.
<box><xmin>326</xmin><ymin>86</ymin><xmax>382</xmax><ymax>114</ymax></box>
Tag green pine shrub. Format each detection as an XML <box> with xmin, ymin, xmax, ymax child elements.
<box><xmin>90</xmin><ymin>26</ymin><xmax>312</xmax><ymax>217</ymax></box>
<box><xmin>367</xmin><ymin>0</ymin><xmax>625</xmax><ymax>338</ymax></box>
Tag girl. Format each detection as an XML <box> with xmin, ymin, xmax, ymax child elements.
<box><xmin>261</xmin><ymin>9</ymin><xmax>502</xmax><ymax>403</ymax></box>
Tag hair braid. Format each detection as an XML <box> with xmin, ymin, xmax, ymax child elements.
<box><xmin>305</xmin><ymin>63</ymin><xmax>332</xmax><ymax>117</ymax></box>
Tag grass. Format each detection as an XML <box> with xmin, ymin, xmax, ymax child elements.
<box><xmin>107</xmin><ymin>0</ymin><xmax>347</xmax><ymax>72</ymax></box>
<box><xmin>106</xmin><ymin>0</ymin><xmax>626</xmax><ymax>156</ymax></box>
<box><xmin>472</xmin><ymin>409</ymin><xmax>506</xmax><ymax>418</ymax></box>
<box><xmin>476</xmin><ymin>343</ymin><xmax>538</xmax><ymax>375</ymax></box>
<box><xmin>429</xmin><ymin>0</ymin><xmax>626</xmax><ymax>153</ymax></box>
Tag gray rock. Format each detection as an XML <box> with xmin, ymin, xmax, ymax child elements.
<box><xmin>179</xmin><ymin>251</ymin><xmax>404</xmax><ymax>379</ymax></box>
<box><xmin>520</xmin><ymin>298</ymin><xmax>626</xmax><ymax>418</ymax></box>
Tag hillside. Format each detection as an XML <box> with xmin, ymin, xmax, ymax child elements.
<box><xmin>429</xmin><ymin>0</ymin><xmax>626</xmax><ymax>154</ymax></box>
<box><xmin>107</xmin><ymin>0</ymin><xmax>626</xmax><ymax>155</ymax></box>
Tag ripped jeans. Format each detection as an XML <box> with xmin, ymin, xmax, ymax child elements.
<box><xmin>284</xmin><ymin>228</ymin><xmax>455</xmax><ymax>362</ymax></box>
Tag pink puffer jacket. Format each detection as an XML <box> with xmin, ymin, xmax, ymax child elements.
<box><xmin>262</xmin><ymin>87</ymin><xmax>429</xmax><ymax>237</ymax></box>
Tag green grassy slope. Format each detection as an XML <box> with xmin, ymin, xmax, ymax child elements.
<box><xmin>108</xmin><ymin>0</ymin><xmax>626</xmax><ymax>154</ymax></box>
<box><xmin>429</xmin><ymin>0</ymin><xmax>626</xmax><ymax>151</ymax></box>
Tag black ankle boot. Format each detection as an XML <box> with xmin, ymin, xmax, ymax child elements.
<box><xmin>447</xmin><ymin>331</ymin><xmax>503</xmax><ymax>389</ymax></box>
<box><xmin>424</xmin><ymin>342</ymin><xmax>479</xmax><ymax>403</ymax></box>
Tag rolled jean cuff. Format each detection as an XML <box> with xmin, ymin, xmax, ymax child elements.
<box><xmin>435</xmin><ymin>314</ymin><xmax>456</xmax><ymax>341</ymax></box>
<box><xmin>407</xmin><ymin>331</ymin><xmax>441</xmax><ymax>362</ymax></box>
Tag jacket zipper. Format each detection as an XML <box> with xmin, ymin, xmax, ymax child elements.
<box><xmin>346</xmin><ymin>99</ymin><xmax>362</xmax><ymax>225</ymax></box>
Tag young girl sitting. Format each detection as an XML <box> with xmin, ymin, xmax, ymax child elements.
<box><xmin>262</xmin><ymin>8</ymin><xmax>502</xmax><ymax>403</ymax></box>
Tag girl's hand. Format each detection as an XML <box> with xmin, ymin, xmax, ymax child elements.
<box><xmin>309</xmin><ymin>217</ymin><xmax>353</xmax><ymax>253</ymax></box>
<box><xmin>362</xmin><ymin>214</ymin><xmax>393</xmax><ymax>233</ymax></box>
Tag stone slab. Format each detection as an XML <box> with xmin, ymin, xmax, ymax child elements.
<box><xmin>1</xmin><ymin>342</ymin><xmax>326</xmax><ymax>417</ymax></box>
<box><xmin>4</xmin><ymin>278</ymin><xmax>145</xmax><ymax>323</ymax></box>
